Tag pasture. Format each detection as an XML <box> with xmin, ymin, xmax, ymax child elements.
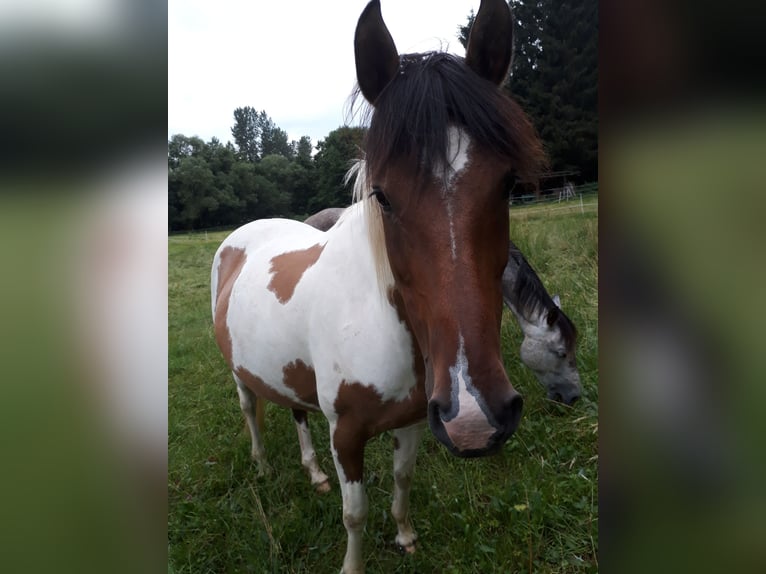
<box><xmin>169</xmin><ymin>196</ymin><xmax>598</xmax><ymax>573</ymax></box>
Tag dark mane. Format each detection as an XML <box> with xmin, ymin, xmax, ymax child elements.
<box><xmin>506</xmin><ymin>244</ymin><xmax>578</xmax><ymax>348</ymax></box>
<box><xmin>358</xmin><ymin>51</ymin><xmax>546</xmax><ymax>184</ymax></box>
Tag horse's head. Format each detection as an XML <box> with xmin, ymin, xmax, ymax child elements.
<box><xmin>502</xmin><ymin>245</ymin><xmax>582</xmax><ymax>406</ymax></box>
<box><xmin>354</xmin><ymin>0</ymin><xmax>545</xmax><ymax>457</ymax></box>
<box><xmin>518</xmin><ymin>295</ymin><xmax>582</xmax><ymax>405</ymax></box>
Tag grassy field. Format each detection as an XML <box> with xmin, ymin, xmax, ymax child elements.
<box><xmin>169</xmin><ymin>196</ymin><xmax>598</xmax><ymax>573</ymax></box>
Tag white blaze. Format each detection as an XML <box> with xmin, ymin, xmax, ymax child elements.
<box><xmin>442</xmin><ymin>334</ymin><xmax>496</xmax><ymax>451</ymax></box>
<box><xmin>437</xmin><ymin>127</ymin><xmax>472</xmax><ymax>261</ymax></box>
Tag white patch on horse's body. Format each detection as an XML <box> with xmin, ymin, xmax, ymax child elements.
<box><xmin>442</xmin><ymin>334</ymin><xmax>495</xmax><ymax>450</ymax></box>
<box><xmin>436</xmin><ymin>127</ymin><xmax>472</xmax><ymax>260</ymax></box>
<box><xmin>339</xmin><ymin>481</ymin><xmax>368</xmax><ymax>573</ymax></box>
<box><xmin>211</xmin><ymin>203</ymin><xmax>419</xmax><ymax>417</ymax></box>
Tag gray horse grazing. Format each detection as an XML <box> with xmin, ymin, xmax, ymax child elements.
<box><xmin>503</xmin><ymin>243</ymin><xmax>581</xmax><ymax>404</ymax></box>
<box><xmin>304</xmin><ymin>206</ymin><xmax>581</xmax><ymax>404</ymax></box>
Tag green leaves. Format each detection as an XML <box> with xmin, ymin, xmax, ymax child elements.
<box><xmin>170</xmin><ymin>111</ymin><xmax>368</xmax><ymax>230</ymax></box>
<box><xmin>457</xmin><ymin>1</ymin><xmax>598</xmax><ymax>183</ymax></box>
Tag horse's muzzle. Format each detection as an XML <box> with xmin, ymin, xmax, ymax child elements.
<box><xmin>427</xmin><ymin>392</ymin><xmax>523</xmax><ymax>458</ymax></box>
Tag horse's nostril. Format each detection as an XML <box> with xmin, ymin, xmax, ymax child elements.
<box><xmin>567</xmin><ymin>394</ymin><xmax>580</xmax><ymax>406</ymax></box>
<box><xmin>428</xmin><ymin>398</ymin><xmax>449</xmax><ymax>422</ymax></box>
<box><xmin>549</xmin><ymin>388</ymin><xmax>580</xmax><ymax>406</ymax></box>
<box><xmin>500</xmin><ymin>393</ymin><xmax>523</xmax><ymax>433</ymax></box>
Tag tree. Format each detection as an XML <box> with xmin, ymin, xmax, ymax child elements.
<box><xmin>168</xmin><ymin>134</ymin><xmax>206</xmax><ymax>169</ymax></box>
<box><xmin>257</xmin><ymin>111</ymin><xmax>293</xmax><ymax>158</ymax></box>
<box><xmin>293</xmin><ymin>136</ymin><xmax>313</xmax><ymax>167</ymax></box>
<box><xmin>170</xmin><ymin>112</ymin><xmax>341</xmax><ymax>229</ymax></box>
<box><xmin>169</xmin><ymin>135</ymin><xmax>209</xmax><ymax>229</ymax></box>
<box><xmin>231</xmin><ymin>106</ymin><xmax>260</xmax><ymax>162</ymax></box>
<box><xmin>532</xmin><ymin>0</ymin><xmax>597</xmax><ymax>181</ymax></box>
<box><xmin>288</xmin><ymin>136</ymin><xmax>316</xmax><ymax>216</ymax></box>
<box><xmin>228</xmin><ymin>160</ymin><xmax>262</xmax><ymax>223</ymax></box>
<box><xmin>309</xmin><ymin>126</ymin><xmax>366</xmax><ymax>213</ymax></box>
<box><xmin>168</xmin><ymin>134</ymin><xmax>244</xmax><ymax>230</ymax></box>
<box><xmin>458</xmin><ymin>1</ymin><xmax>598</xmax><ymax>182</ymax></box>
<box><xmin>171</xmin><ymin>155</ymin><xmax>216</xmax><ymax>228</ymax></box>
<box><xmin>202</xmin><ymin>138</ymin><xmax>243</xmax><ymax>226</ymax></box>
<box><xmin>256</xmin><ymin>154</ymin><xmax>300</xmax><ymax>216</ymax></box>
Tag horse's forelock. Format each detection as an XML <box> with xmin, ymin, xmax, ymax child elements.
<box><xmin>555</xmin><ymin>310</ymin><xmax>578</xmax><ymax>350</ymax></box>
<box><xmin>362</xmin><ymin>51</ymin><xmax>546</xmax><ymax>188</ymax></box>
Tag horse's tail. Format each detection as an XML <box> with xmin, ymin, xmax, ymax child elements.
<box><xmin>255</xmin><ymin>398</ymin><xmax>266</xmax><ymax>433</ymax></box>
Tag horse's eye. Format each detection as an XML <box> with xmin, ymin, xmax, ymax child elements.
<box><xmin>370</xmin><ymin>187</ymin><xmax>392</xmax><ymax>212</ymax></box>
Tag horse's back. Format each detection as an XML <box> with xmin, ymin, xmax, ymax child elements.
<box><xmin>212</xmin><ymin>218</ymin><xmax>323</xmax><ymax>310</ymax></box>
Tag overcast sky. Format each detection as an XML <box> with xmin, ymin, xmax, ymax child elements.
<box><xmin>168</xmin><ymin>0</ymin><xmax>480</xmax><ymax>148</ymax></box>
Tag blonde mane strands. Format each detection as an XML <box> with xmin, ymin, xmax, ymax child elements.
<box><xmin>344</xmin><ymin>160</ymin><xmax>394</xmax><ymax>293</ymax></box>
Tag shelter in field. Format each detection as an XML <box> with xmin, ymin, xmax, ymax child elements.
<box><xmin>510</xmin><ymin>169</ymin><xmax>580</xmax><ymax>204</ymax></box>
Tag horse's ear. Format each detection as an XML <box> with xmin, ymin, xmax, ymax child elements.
<box><xmin>354</xmin><ymin>0</ymin><xmax>399</xmax><ymax>105</ymax></box>
<box><xmin>546</xmin><ymin>306</ymin><xmax>559</xmax><ymax>327</ymax></box>
<box><xmin>465</xmin><ymin>0</ymin><xmax>513</xmax><ymax>86</ymax></box>
<box><xmin>552</xmin><ymin>294</ymin><xmax>562</xmax><ymax>309</ymax></box>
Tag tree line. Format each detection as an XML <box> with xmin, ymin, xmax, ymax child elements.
<box><xmin>169</xmin><ymin>109</ymin><xmax>364</xmax><ymax>231</ymax></box>
<box><xmin>170</xmin><ymin>1</ymin><xmax>597</xmax><ymax>231</ymax></box>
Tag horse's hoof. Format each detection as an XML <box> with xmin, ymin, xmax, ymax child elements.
<box><xmin>397</xmin><ymin>541</ymin><xmax>416</xmax><ymax>555</ymax></box>
<box><xmin>315</xmin><ymin>480</ymin><xmax>331</xmax><ymax>494</ymax></box>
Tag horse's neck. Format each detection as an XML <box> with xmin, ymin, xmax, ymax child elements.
<box><xmin>502</xmin><ymin>245</ymin><xmax>549</xmax><ymax>334</ymax></box>
<box><xmin>325</xmin><ymin>201</ymin><xmax>364</xmax><ymax>241</ymax></box>
<box><xmin>505</xmin><ymin>296</ymin><xmax>546</xmax><ymax>336</ymax></box>
<box><xmin>323</xmin><ymin>201</ymin><xmax>386</xmax><ymax>289</ymax></box>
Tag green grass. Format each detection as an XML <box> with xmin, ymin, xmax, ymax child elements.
<box><xmin>169</xmin><ymin>199</ymin><xmax>598</xmax><ymax>573</ymax></box>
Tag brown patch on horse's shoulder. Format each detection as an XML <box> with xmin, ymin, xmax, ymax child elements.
<box><xmin>267</xmin><ymin>243</ymin><xmax>325</xmax><ymax>304</ymax></box>
<box><xmin>334</xmin><ymin>381</ymin><xmax>427</xmax><ymax>438</ymax></box>
<box><xmin>282</xmin><ymin>359</ymin><xmax>319</xmax><ymax>408</ymax></box>
<box><xmin>332</xmin><ymin>380</ymin><xmax>427</xmax><ymax>482</ymax></box>
<box><xmin>214</xmin><ymin>246</ymin><xmax>247</xmax><ymax>366</ymax></box>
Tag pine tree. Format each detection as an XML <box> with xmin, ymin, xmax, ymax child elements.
<box><xmin>458</xmin><ymin>1</ymin><xmax>598</xmax><ymax>182</ymax></box>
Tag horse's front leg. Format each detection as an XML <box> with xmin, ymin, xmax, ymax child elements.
<box><xmin>391</xmin><ymin>422</ymin><xmax>425</xmax><ymax>553</ymax></box>
<box><xmin>329</xmin><ymin>418</ymin><xmax>368</xmax><ymax>574</ymax></box>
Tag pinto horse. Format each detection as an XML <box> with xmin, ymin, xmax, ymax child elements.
<box><xmin>304</xmin><ymin>207</ymin><xmax>581</xmax><ymax>405</ymax></box>
<box><xmin>212</xmin><ymin>1</ymin><xmax>545</xmax><ymax>571</ymax></box>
